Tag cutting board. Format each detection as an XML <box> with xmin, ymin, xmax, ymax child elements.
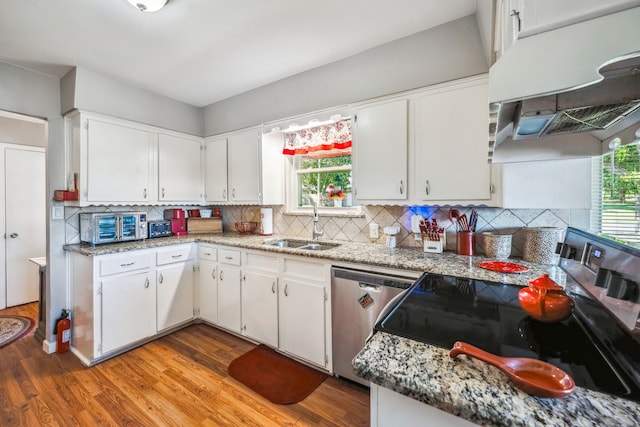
<box><xmin>187</xmin><ymin>218</ymin><xmax>222</xmax><ymax>234</ymax></box>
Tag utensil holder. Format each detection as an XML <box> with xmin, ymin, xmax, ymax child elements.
<box><xmin>456</xmin><ymin>231</ymin><xmax>476</xmax><ymax>256</ymax></box>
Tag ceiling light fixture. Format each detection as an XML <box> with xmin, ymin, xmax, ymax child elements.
<box><xmin>127</xmin><ymin>0</ymin><xmax>169</xmax><ymax>12</ymax></box>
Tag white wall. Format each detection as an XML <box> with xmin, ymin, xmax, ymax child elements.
<box><xmin>203</xmin><ymin>15</ymin><xmax>489</xmax><ymax>136</ymax></box>
<box><xmin>0</xmin><ymin>61</ymin><xmax>65</xmax><ymax>349</ymax></box>
<box><xmin>61</xmin><ymin>67</ymin><xmax>204</xmax><ymax>136</ymax></box>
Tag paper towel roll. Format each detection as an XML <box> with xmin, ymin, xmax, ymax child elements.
<box><xmin>260</xmin><ymin>208</ymin><xmax>273</xmax><ymax>235</ymax></box>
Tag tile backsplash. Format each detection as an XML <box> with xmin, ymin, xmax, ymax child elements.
<box><xmin>65</xmin><ymin>205</ymin><xmax>590</xmax><ymax>258</ymax></box>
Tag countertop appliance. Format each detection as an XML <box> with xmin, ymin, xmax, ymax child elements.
<box><xmin>164</xmin><ymin>208</ymin><xmax>187</xmax><ymax>236</ymax></box>
<box><xmin>148</xmin><ymin>220</ymin><xmax>172</xmax><ymax>238</ymax></box>
<box><xmin>332</xmin><ymin>267</ymin><xmax>415</xmax><ymax>386</ymax></box>
<box><xmin>375</xmin><ymin>227</ymin><xmax>640</xmax><ymax>402</ymax></box>
<box><xmin>80</xmin><ymin>212</ymin><xmax>147</xmax><ymax>246</ymax></box>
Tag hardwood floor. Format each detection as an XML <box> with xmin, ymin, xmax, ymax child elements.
<box><xmin>0</xmin><ymin>303</ymin><xmax>370</xmax><ymax>426</ymax></box>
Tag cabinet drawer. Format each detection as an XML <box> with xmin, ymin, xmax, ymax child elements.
<box><xmin>283</xmin><ymin>258</ymin><xmax>325</xmax><ymax>280</ymax></box>
<box><xmin>100</xmin><ymin>252</ymin><xmax>153</xmax><ymax>277</ymax></box>
<box><xmin>244</xmin><ymin>251</ymin><xmax>279</xmax><ymax>272</ymax></box>
<box><xmin>198</xmin><ymin>245</ymin><xmax>217</xmax><ymax>261</ymax></box>
<box><xmin>219</xmin><ymin>249</ymin><xmax>241</xmax><ymax>266</ymax></box>
<box><xmin>156</xmin><ymin>244</ymin><xmax>195</xmax><ymax>265</ymax></box>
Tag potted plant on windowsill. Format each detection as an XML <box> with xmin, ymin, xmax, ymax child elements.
<box><xmin>326</xmin><ymin>184</ymin><xmax>347</xmax><ymax>207</ymax></box>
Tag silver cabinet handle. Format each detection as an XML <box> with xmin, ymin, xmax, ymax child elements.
<box><xmin>242</xmin><ymin>274</ymin><xmax>246</xmax><ymax>281</ymax></box>
<box><xmin>425</xmin><ymin>180</ymin><xmax>430</xmax><ymax>196</ymax></box>
<box><xmin>161</xmin><ymin>188</ymin><xmax>165</xmax><ymax>198</ymax></box>
<box><xmin>143</xmin><ymin>188</ymin><xmax>147</xmax><ymax>199</ymax></box>
<box><xmin>144</xmin><ymin>278</ymin><xmax>149</xmax><ymax>289</ymax></box>
<box><xmin>284</xmin><ymin>284</ymin><xmax>288</xmax><ymax>297</ymax></box>
<box><xmin>212</xmin><ymin>268</ymin><xmax>216</xmax><ymax>280</ymax></box>
<box><xmin>204</xmin><ymin>251</ymin><xmax>212</xmax><ymax>256</ymax></box>
<box><xmin>9</xmin><ymin>233</ymin><xmax>19</xmax><ymax>238</ymax></box>
<box><xmin>159</xmin><ymin>273</ymin><xmax>163</xmax><ymax>284</ymax></box>
<box><xmin>272</xmin><ymin>282</ymin><xmax>276</xmax><ymax>294</ymax></box>
<box><xmin>220</xmin><ymin>270</ymin><xmax>224</xmax><ymax>281</ymax></box>
<box><xmin>231</xmin><ymin>188</ymin><xmax>236</xmax><ymax>199</ymax></box>
<box><xmin>120</xmin><ymin>262</ymin><xmax>134</xmax><ymax>267</ymax></box>
<box><xmin>399</xmin><ymin>180</ymin><xmax>404</xmax><ymax>195</ymax></box>
<box><xmin>223</xmin><ymin>189</ymin><xmax>226</xmax><ymax>199</ymax></box>
<box><xmin>171</xmin><ymin>254</ymin><xmax>183</xmax><ymax>259</ymax></box>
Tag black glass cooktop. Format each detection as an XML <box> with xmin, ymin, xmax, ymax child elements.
<box><xmin>374</xmin><ymin>273</ymin><xmax>640</xmax><ymax>401</ymax></box>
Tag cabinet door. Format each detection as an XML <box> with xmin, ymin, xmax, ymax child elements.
<box><xmin>279</xmin><ymin>278</ymin><xmax>325</xmax><ymax>367</ymax></box>
<box><xmin>228</xmin><ymin>129</ymin><xmax>260</xmax><ymax>203</ymax></box>
<box><xmin>157</xmin><ymin>261</ymin><xmax>195</xmax><ymax>331</ymax></box>
<box><xmin>204</xmin><ymin>137</ymin><xmax>229</xmax><ymax>203</ymax></box>
<box><xmin>87</xmin><ymin>119</ymin><xmax>154</xmax><ymax>203</ymax></box>
<box><xmin>100</xmin><ymin>271</ymin><xmax>155</xmax><ymax>354</ymax></box>
<box><xmin>218</xmin><ymin>265</ymin><xmax>242</xmax><ymax>333</ymax></box>
<box><xmin>242</xmin><ymin>271</ymin><xmax>278</xmax><ymax>347</ymax></box>
<box><xmin>198</xmin><ymin>260</ymin><xmax>218</xmax><ymax>324</ymax></box>
<box><xmin>158</xmin><ymin>133</ymin><xmax>203</xmax><ymax>202</ymax></box>
<box><xmin>353</xmin><ymin>100</ymin><xmax>408</xmax><ymax>201</ymax></box>
<box><xmin>414</xmin><ymin>80</ymin><xmax>491</xmax><ymax>201</ymax></box>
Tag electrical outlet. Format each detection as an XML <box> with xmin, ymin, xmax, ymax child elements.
<box><xmin>369</xmin><ymin>223</ymin><xmax>379</xmax><ymax>239</ymax></box>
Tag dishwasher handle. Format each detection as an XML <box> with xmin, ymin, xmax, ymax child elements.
<box><xmin>359</xmin><ymin>282</ymin><xmax>382</xmax><ymax>292</ymax></box>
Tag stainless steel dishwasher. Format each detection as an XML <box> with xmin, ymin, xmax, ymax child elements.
<box><xmin>331</xmin><ymin>267</ymin><xmax>415</xmax><ymax>386</ymax></box>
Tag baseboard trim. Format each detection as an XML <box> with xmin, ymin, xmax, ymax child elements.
<box><xmin>42</xmin><ymin>339</ymin><xmax>56</xmax><ymax>354</ymax></box>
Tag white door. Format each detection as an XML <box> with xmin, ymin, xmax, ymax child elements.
<box><xmin>198</xmin><ymin>259</ymin><xmax>218</xmax><ymax>324</ymax></box>
<box><xmin>217</xmin><ymin>265</ymin><xmax>241</xmax><ymax>333</ymax></box>
<box><xmin>5</xmin><ymin>148</ymin><xmax>46</xmax><ymax>307</ymax></box>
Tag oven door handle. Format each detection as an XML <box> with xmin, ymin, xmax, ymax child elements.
<box><xmin>366</xmin><ymin>287</ymin><xmax>410</xmax><ymax>343</ymax></box>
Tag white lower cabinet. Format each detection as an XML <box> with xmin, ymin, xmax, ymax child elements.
<box><xmin>156</xmin><ymin>244</ymin><xmax>195</xmax><ymax>332</ymax></box>
<box><xmin>241</xmin><ymin>270</ymin><xmax>278</xmax><ymax>347</ymax></box>
<box><xmin>100</xmin><ymin>271</ymin><xmax>156</xmax><ymax>354</ymax></box>
<box><xmin>279</xmin><ymin>277</ymin><xmax>326</xmax><ymax>367</ymax></box>
<box><xmin>197</xmin><ymin>259</ymin><xmax>218</xmax><ymax>324</ymax></box>
<box><xmin>157</xmin><ymin>261</ymin><xmax>195</xmax><ymax>332</ymax></box>
<box><xmin>217</xmin><ymin>263</ymin><xmax>242</xmax><ymax>333</ymax></box>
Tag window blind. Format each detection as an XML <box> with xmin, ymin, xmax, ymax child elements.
<box><xmin>592</xmin><ymin>143</ymin><xmax>640</xmax><ymax>248</ymax></box>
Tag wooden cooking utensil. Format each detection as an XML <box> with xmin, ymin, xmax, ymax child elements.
<box><xmin>449</xmin><ymin>341</ymin><xmax>575</xmax><ymax>398</ymax></box>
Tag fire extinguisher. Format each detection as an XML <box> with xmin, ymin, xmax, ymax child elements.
<box><xmin>56</xmin><ymin>309</ymin><xmax>71</xmax><ymax>354</ymax></box>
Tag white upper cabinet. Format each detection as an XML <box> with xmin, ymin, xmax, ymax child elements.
<box><xmin>517</xmin><ymin>0</ymin><xmax>639</xmax><ymax>38</ymax></box>
<box><xmin>495</xmin><ymin>0</ymin><xmax>638</xmax><ymax>58</ymax></box>
<box><xmin>411</xmin><ymin>77</ymin><xmax>493</xmax><ymax>203</ymax></box>
<box><xmin>158</xmin><ymin>133</ymin><xmax>203</xmax><ymax>202</ymax></box>
<box><xmin>206</xmin><ymin>127</ymin><xmax>283</xmax><ymax>205</ymax></box>
<box><xmin>353</xmin><ymin>99</ymin><xmax>408</xmax><ymax>202</ymax></box>
<box><xmin>84</xmin><ymin>117</ymin><xmax>155</xmax><ymax>203</ymax></box>
<box><xmin>228</xmin><ymin>129</ymin><xmax>261</xmax><ymax>203</ymax></box>
<box><xmin>66</xmin><ymin>111</ymin><xmax>204</xmax><ymax>205</ymax></box>
<box><xmin>204</xmin><ymin>137</ymin><xmax>229</xmax><ymax>203</ymax></box>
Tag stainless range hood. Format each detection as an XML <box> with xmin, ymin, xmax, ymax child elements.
<box><xmin>489</xmin><ymin>6</ymin><xmax>640</xmax><ymax>163</ymax></box>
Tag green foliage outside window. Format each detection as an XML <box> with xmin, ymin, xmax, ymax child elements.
<box><xmin>298</xmin><ymin>155</ymin><xmax>352</xmax><ymax>207</ymax></box>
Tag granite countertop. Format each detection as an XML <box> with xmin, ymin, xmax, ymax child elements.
<box><xmin>65</xmin><ymin>232</ymin><xmax>640</xmax><ymax>425</ymax></box>
<box><xmin>63</xmin><ymin>232</ymin><xmax>565</xmax><ymax>287</ymax></box>
<box><xmin>354</xmin><ymin>332</ymin><xmax>640</xmax><ymax>427</ymax></box>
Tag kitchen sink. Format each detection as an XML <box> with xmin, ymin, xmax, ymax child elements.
<box><xmin>265</xmin><ymin>239</ymin><xmax>339</xmax><ymax>251</ymax></box>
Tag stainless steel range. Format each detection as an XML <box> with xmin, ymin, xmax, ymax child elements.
<box><xmin>375</xmin><ymin>227</ymin><xmax>640</xmax><ymax>402</ymax></box>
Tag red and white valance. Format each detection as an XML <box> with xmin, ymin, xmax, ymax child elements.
<box><xmin>282</xmin><ymin>119</ymin><xmax>352</xmax><ymax>157</ymax></box>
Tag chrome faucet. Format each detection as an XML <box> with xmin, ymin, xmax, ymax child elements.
<box><xmin>312</xmin><ymin>204</ymin><xmax>324</xmax><ymax>241</ymax></box>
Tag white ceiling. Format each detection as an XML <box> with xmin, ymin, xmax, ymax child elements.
<box><xmin>0</xmin><ymin>0</ymin><xmax>479</xmax><ymax>107</ymax></box>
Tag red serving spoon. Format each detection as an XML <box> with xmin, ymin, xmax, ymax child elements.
<box><xmin>449</xmin><ymin>341</ymin><xmax>575</xmax><ymax>398</ymax></box>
